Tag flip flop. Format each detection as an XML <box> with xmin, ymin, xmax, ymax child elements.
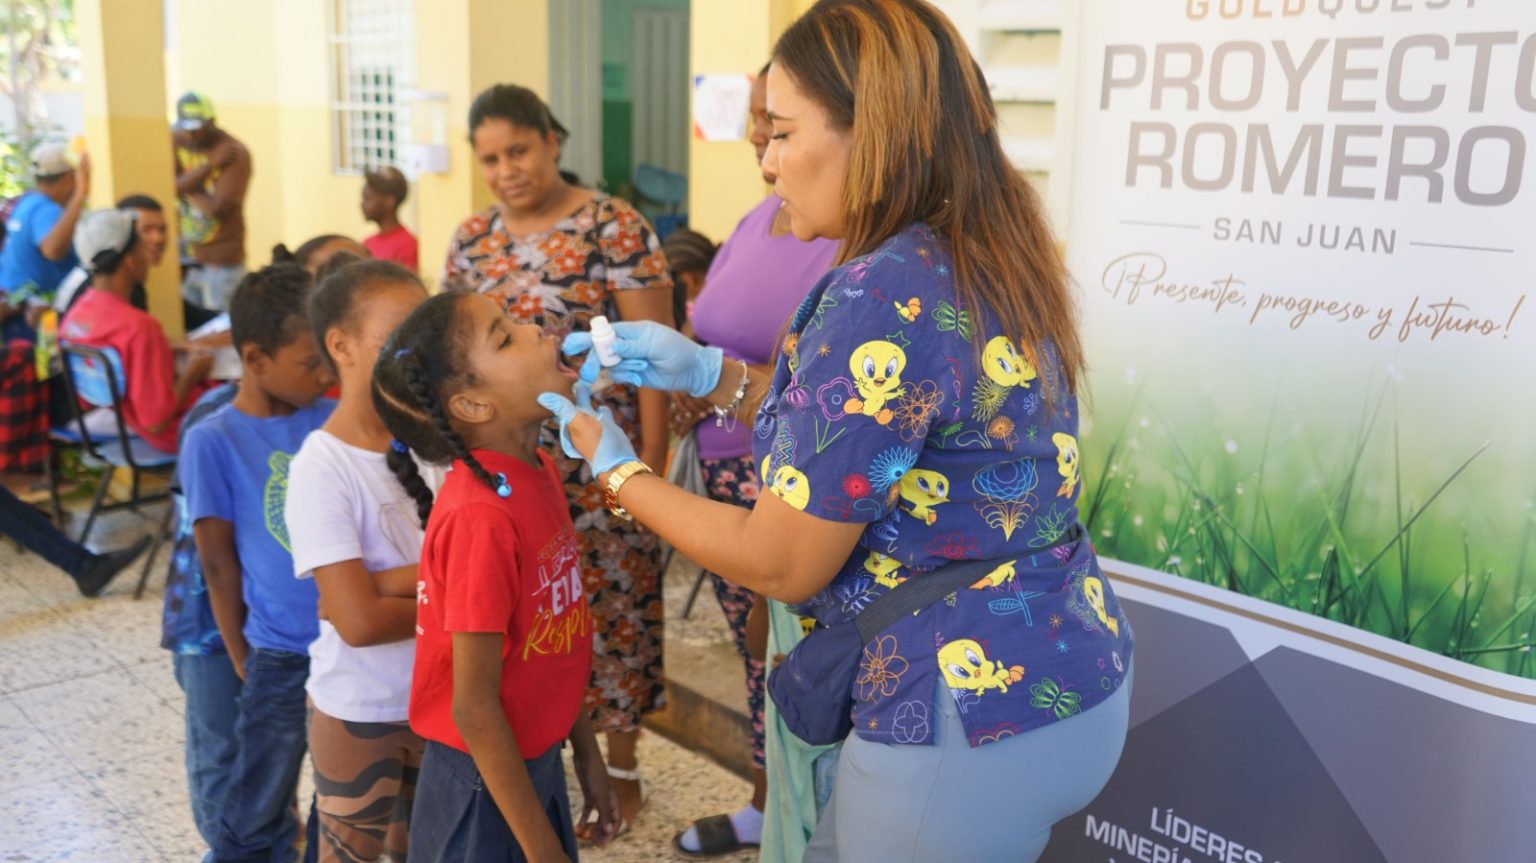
<box><xmin>577</xmin><ymin>816</ymin><xmax>632</xmax><ymax>846</ymax></box>
<box><xmin>671</xmin><ymin>813</ymin><xmax>761</xmax><ymax>860</ymax></box>
<box><xmin>577</xmin><ymin>765</ymin><xmax>647</xmax><ymax>846</ymax></box>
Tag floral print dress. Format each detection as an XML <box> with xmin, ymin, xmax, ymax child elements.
<box><xmin>754</xmin><ymin>223</ymin><xmax>1134</xmax><ymax>748</ymax></box>
<box><xmin>444</xmin><ymin>194</ymin><xmax>671</xmax><ymax>732</ymax></box>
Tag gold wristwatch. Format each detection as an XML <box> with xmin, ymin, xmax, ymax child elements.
<box><xmin>603</xmin><ymin>461</ymin><xmax>653</xmax><ymax>521</ymax></box>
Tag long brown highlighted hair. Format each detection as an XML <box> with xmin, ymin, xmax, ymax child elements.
<box><xmin>773</xmin><ymin>0</ymin><xmax>1083</xmax><ymax>398</ymax></box>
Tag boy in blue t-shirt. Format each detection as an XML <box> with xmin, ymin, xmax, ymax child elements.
<box><xmin>182</xmin><ymin>264</ymin><xmax>336</xmax><ymax>862</ymax></box>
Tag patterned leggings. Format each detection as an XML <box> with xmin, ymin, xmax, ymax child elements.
<box><xmin>702</xmin><ymin>454</ymin><xmax>767</xmax><ymax>770</ymax></box>
<box><xmin>308</xmin><ymin>703</ymin><xmax>424</xmax><ymax>863</ymax></box>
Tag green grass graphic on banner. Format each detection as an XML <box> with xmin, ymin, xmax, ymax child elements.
<box><xmin>1081</xmin><ymin>376</ymin><xmax>1536</xmax><ymax>679</ymax></box>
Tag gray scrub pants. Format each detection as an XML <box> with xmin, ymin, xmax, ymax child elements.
<box><xmin>804</xmin><ymin>666</ymin><xmax>1133</xmax><ymax>863</ymax></box>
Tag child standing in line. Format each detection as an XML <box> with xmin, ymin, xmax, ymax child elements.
<box><xmin>285</xmin><ymin>260</ymin><xmax>431</xmax><ymax>861</ymax></box>
<box><xmin>183</xmin><ymin>264</ymin><xmax>337</xmax><ymax>862</ymax></box>
<box><xmin>162</xmin><ymin>381</ymin><xmax>239</xmax><ymax>857</ymax></box>
<box><xmin>371</xmin><ymin>292</ymin><xmax>620</xmax><ymax>862</ymax></box>
<box><xmin>360</xmin><ymin>167</ymin><xmax>418</xmax><ymax>272</ymax></box>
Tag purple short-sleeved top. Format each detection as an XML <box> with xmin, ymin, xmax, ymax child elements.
<box><xmin>690</xmin><ymin>196</ymin><xmax>839</xmax><ymax>461</ymax></box>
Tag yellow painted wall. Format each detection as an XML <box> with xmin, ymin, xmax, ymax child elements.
<box><xmin>161</xmin><ymin>0</ymin><xmax>553</xmax><ymax>290</ymax></box>
<box><xmin>171</xmin><ymin>0</ymin><xmax>372</xmax><ymax>269</ymax></box>
<box><xmin>685</xmin><ymin>0</ymin><xmax>816</xmax><ymax>243</ymax></box>
<box><xmin>413</xmin><ymin>0</ymin><xmax>549</xmax><ymax>287</ymax></box>
<box><xmin>151</xmin><ymin>0</ymin><xmax>816</xmax><ymax>289</ymax></box>
<box><xmin>172</xmin><ymin>0</ymin><xmax>282</xmax><ymax>267</ymax></box>
<box><xmin>76</xmin><ymin>0</ymin><xmax>184</xmax><ymax>334</ymax></box>
<box><xmin>686</xmin><ymin>1</ymin><xmax>775</xmax><ymax>243</ymax></box>
<box><xmin>87</xmin><ymin>0</ymin><xmax>1049</xmax><ymax>308</ymax></box>
<box><xmin>270</xmin><ymin>0</ymin><xmax>378</xmax><ymax>255</ymax></box>
<box><xmin>411</xmin><ymin>0</ymin><xmax>473</xmax><ymax>284</ymax></box>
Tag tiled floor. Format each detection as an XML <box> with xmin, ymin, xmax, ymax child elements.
<box><xmin>0</xmin><ymin>502</ymin><xmax>755</xmax><ymax>862</ymax></box>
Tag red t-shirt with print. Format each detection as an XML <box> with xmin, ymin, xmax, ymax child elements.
<box><xmin>410</xmin><ymin>448</ymin><xmax>592</xmax><ymax>758</ymax></box>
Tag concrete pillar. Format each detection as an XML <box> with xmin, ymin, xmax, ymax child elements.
<box><xmin>75</xmin><ymin>0</ymin><xmax>181</xmax><ymax>335</ymax></box>
<box><xmin>413</xmin><ymin>0</ymin><xmax>550</xmax><ymax>290</ymax></box>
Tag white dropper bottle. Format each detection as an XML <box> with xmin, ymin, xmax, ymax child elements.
<box><xmin>589</xmin><ymin>315</ymin><xmax>621</xmax><ymax>367</ymax></box>
<box><xmin>588</xmin><ymin>315</ymin><xmax>619</xmax><ymax>393</ymax></box>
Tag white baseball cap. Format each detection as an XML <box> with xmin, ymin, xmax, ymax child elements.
<box><xmin>31</xmin><ymin>143</ymin><xmax>74</xmax><ymax>179</ymax></box>
<box><xmin>74</xmin><ymin>210</ymin><xmax>140</xmax><ymax>272</ymax></box>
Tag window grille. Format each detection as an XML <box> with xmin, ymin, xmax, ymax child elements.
<box><xmin>328</xmin><ymin>0</ymin><xmax>416</xmax><ymax>174</ymax></box>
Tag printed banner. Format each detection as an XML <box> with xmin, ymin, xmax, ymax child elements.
<box><xmin>1042</xmin><ymin>566</ymin><xmax>1536</xmax><ymax>862</ymax></box>
<box><xmin>1068</xmin><ymin>0</ymin><xmax>1535</xmax><ymax>680</ymax></box>
<box><xmin>1044</xmin><ymin>1</ymin><xmax>1536</xmax><ymax>859</ymax></box>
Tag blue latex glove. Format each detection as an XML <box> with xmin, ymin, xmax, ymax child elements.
<box><xmin>538</xmin><ymin>384</ymin><xmax>639</xmax><ymax>476</ymax></box>
<box><xmin>562</xmin><ymin>320</ymin><xmax>724</xmax><ymax>398</ymax></box>
<box><xmin>545</xmin><ymin>381</ymin><xmax>592</xmax><ymax>458</ymax></box>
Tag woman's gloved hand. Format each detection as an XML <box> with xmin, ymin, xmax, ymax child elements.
<box><xmin>562</xmin><ymin>320</ymin><xmax>723</xmax><ymax>397</ymax></box>
<box><xmin>538</xmin><ymin>382</ymin><xmax>639</xmax><ymax>476</ymax></box>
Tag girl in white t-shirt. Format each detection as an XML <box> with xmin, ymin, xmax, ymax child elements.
<box><xmin>286</xmin><ymin>260</ymin><xmax>431</xmax><ymax>862</ymax></box>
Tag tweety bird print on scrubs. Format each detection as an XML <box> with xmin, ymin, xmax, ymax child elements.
<box><xmin>753</xmin><ymin>224</ymin><xmax>1133</xmax><ymax>748</ymax></box>
<box><xmin>898</xmin><ymin>468</ymin><xmax>950</xmax><ymax>525</ymax></box>
<box><xmin>863</xmin><ymin>551</ymin><xmax>905</xmax><ymax>588</ymax></box>
<box><xmin>1053</xmin><ymin>433</ymin><xmax>1081</xmax><ymax>498</ymax></box>
<box><xmin>970</xmin><ymin>559</ymin><xmax>1017</xmax><ymax>590</ymax></box>
<box><xmin>937</xmin><ymin>638</ymin><xmax>1025</xmax><ymax>697</ymax></box>
<box><xmin>762</xmin><ymin>454</ymin><xmax>812</xmax><ymax>511</ymax></box>
<box><xmin>972</xmin><ymin>335</ymin><xmax>1039</xmax><ymax>423</ymax></box>
<box><xmin>845</xmin><ymin>339</ymin><xmax>907</xmax><ymax>425</ymax></box>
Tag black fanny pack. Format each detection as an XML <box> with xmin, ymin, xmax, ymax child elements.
<box><xmin>768</xmin><ymin>529</ymin><xmax>1080</xmax><ymax>746</ymax></box>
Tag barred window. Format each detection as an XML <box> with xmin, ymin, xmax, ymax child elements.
<box><xmin>328</xmin><ymin>0</ymin><xmax>416</xmax><ymax>174</ymax></box>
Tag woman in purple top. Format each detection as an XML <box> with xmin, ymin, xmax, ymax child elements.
<box><xmin>689</xmin><ymin>198</ymin><xmax>840</xmax><ymax>461</ymax></box>
<box><xmin>667</xmin><ymin>65</ymin><xmax>840</xmax><ymax>858</ymax></box>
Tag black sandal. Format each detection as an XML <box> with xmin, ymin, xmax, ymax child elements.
<box><xmin>671</xmin><ymin>813</ymin><xmax>759</xmax><ymax>860</ymax></box>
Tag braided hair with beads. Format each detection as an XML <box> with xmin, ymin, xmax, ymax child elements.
<box><xmin>371</xmin><ymin>292</ymin><xmax>510</xmax><ymax>527</ymax></box>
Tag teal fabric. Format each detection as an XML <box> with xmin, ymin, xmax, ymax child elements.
<box><xmin>760</xmin><ymin>599</ymin><xmax>841</xmax><ymax>863</ymax></box>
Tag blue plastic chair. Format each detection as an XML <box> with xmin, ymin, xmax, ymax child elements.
<box><xmin>59</xmin><ymin>343</ymin><xmax>176</xmax><ymax>594</ymax></box>
<box><xmin>633</xmin><ymin>163</ymin><xmax>688</xmax><ymax>240</ymax></box>
<box><xmin>44</xmin><ymin>375</ymin><xmax>142</xmax><ymax>529</ymax></box>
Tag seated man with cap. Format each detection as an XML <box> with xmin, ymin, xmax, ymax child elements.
<box><xmin>53</xmin><ymin>193</ymin><xmax>171</xmax><ymax>315</ymax></box>
<box><xmin>60</xmin><ymin>210</ymin><xmax>215</xmax><ymax>454</ymax></box>
<box><xmin>0</xmin><ymin>144</ymin><xmax>89</xmax><ymax>340</ymax></box>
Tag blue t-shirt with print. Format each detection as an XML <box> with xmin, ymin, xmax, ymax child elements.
<box><xmin>181</xmin><ymin>398</ymin><xmax>334</xmax><ymax>655</ymax></box>
<box><xmin>0</xmin><ymin>192</ymin><xmax>78</xmax><ymax>301</ymax></box>
<box><xmin>161</xmin><ymin>382</ymin><xmax>238</xmax><ymax>655</ymax></box>
<box><xmin>755</xmin><ymin>224</ymin><xmax>1134</xmax><ymax>748</ymax></box>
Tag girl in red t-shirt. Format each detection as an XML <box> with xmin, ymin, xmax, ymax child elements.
<box><xmin>373</xmin><ymin>291</ymin><xmax>620</xmax><ymax>862</ymax></box>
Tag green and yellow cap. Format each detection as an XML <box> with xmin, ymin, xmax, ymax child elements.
<box><xmin>174</xmin><ymin>92</ymin><xmax>216</xmax><ymax>132</ymax></box>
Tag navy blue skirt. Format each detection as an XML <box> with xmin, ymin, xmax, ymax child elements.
<box><xmin>408</xmin><ymin>740</ymin><xmax>576</xmax><ymax>863</ymax></box>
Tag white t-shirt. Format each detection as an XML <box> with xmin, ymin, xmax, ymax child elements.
<box><xmin>286</xmin><ymin>428</ymin><xmax>443</xmax><ymax>723</ymax></box>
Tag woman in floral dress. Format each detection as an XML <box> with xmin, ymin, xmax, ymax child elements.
<box><xmin>443</xmin><ymin>84</ymin><xmax>674</xmax><ymax>827</ymax></box>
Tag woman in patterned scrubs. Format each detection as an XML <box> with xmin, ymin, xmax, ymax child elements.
<box><xmin>442</xmin><ymin>84</ymin><xmax>673</xmax><ymax>827</ymax></box>
<box><xmin>546</xmin><ymin>3</ymin><xmax>1135</xmax><ymax>861</ymax></box>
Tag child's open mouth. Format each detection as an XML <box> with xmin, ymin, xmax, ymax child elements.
<box><xmin>556</xmin><ymin>354</ymin><xmax>580</xmax><ymax>380</ymax></box>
